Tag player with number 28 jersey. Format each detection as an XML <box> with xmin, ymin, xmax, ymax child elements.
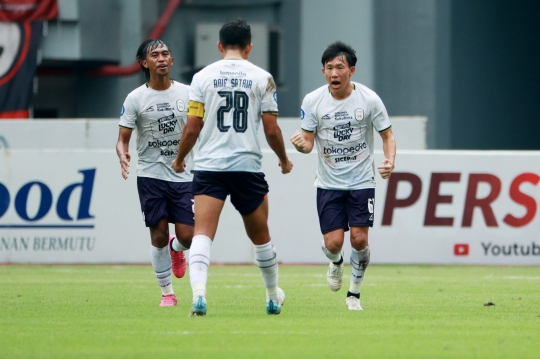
<box><xmin>171</xmin><ymin>19</ymin><xmax>292</xmax><ymax>317</ymax></box>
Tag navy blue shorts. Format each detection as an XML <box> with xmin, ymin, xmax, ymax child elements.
<box><xmin>317</xmin><ymin>188</ymin><xmax>375</xmax><ymax>234</ymax></box>
<box><xmin>193</xmin><ymin>171</ymin><xmax>269</xmax><ymax>215</ymax></box>
<box><xmin>137</xmin><ymin>177</ymin><xmax>194</xmax><ymax>227</ymax></box>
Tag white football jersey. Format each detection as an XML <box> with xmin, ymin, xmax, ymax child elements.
<box><xmin>119</xmin><ymin>81</ymin><xmax>193</xmax><ymax>182</ymax></box>
<box><xmin>190</xmin><ymin>59</ymin><xmax>278</xmax><ymax>172</ymax></box>
<box><xmin>301</xmin><ymin>82</ymin><xmax>391</xmax><ymax>190</ymax></box>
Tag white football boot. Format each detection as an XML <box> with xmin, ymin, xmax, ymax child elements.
<box><xmin>346</xmin><ymin>296</ymin><xmax>363</xmax><ymax>311</ymax></box>
<box><xmin>326</xmin><ymin>252</ymin><xmax>344</xmax><ymax>291</ymax></box>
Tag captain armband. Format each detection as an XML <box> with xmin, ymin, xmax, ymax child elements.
<box><xmin>188</xmin><ymin>101</ymin><xmax>205</xmax><ymax>118</ymax></box>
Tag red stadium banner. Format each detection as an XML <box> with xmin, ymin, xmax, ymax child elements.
<box><xmin>0</xmin><ymin>0</ymin><xmax>58</xmax><ymax>22</ymax></box>
<box><xmin>0</xmin><ymin>21</ymin><xmax>43</xmax><ymax>119</ymax></box>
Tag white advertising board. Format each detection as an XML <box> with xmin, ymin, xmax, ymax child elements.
<box><xmin>0</xmin><ymin>149</ymin><xmax>538</xmax><ymax>265</ymax></box>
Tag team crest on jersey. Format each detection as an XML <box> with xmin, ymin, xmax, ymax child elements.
<box><xmin>355</xmin><ymin>108</ymin><xmax>364</xmax><ymax>122</ymax></box>
<box><xmin>176</xmin><ymin>99</ymin><xmax>185</xmax><ymax>112</ymax></box>
<box><xmin>321</xmin><ymin>114</ymin><xmax>331</xmax><ymax>120</ymax></box>
<box><xmin>120</xmin><ymin>106</ymin><xmax>125</xmax><ymax>116</ymax></box>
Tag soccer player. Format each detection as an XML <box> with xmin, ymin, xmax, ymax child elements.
<box><xmin>290</xmin><ymin>41</ymin><xmax>396</xmax><ymax>311</ymax></box>
<box><xmin>116</xmin><ymin>39</ymin><xmax>194</xmax><ymax>307</ymax></box>
<box><xmin>171</xmin><ymin>19</ymin><xmax>293</xmax><ymax>316</ymax></box>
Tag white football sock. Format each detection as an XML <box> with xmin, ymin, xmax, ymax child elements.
<box><xmin>254</xmin><ymin>241</ymin><xmax>278</xmax><ymax>301</ymax></box>
<box><xmin>189</xmin><ymin>235</ymin><xmax>212</xmax><ymax>300</ymax></box>
<box><xmin>150</xmin><ymin>245</ymin><xmax>174</xmax><ymax>295</ymax></box>
<box><xmin>349</xmin><ymin>246</ymin><xmax>370</xmax><ymax>294</ymax></box>
<box><xmin>171</xmin><ymin>235</ymin><xmax>189</xmax><ymax>252</ymax></box>
<box><xmin>321</xmin><ymin>240</ymin><xmax>342</xmax><ymax>263</ymax></box>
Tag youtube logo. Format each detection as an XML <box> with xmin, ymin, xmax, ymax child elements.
<box><xmin>454</xmin><ymin>243</ymin><xmax>469</xmax><ymax>256</ymax></box>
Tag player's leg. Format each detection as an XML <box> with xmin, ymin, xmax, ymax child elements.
<box><xmin>241</xmin><ymin>198</ymin><xmax>284</xmax><ymax>314</ymax></box>
<box><xmin>137</xmin><ymin>177</ymin><xmax>177</xmax><ymax>306</ymax></box>
<box><xmin>323</xmin><ymin>229</ymin><xmax>346</xmax><ymax>291</ymax></box>
<box><xmin>229</xmin><ymin>172</ymin><xmax>283</xmax><ymax>314</ymax></box>
<box><xmin>188</xmin><ymin>194</ymin><xmax>224</xmax><ymax>315</ymax></box>
<box><xmin>317</xmin><ymin>188</ymin><xmax>349</xmax><ymax>291</ymax></box>
<box><xmin>346</xmin><ymin>188</ymin><xmax>375</xmax><ymax>310</ymax></box>
<box><xmin>168</xmin><ymin>182</ymin><xmax>194</xmax><ymax>278</ymax></box>
<box><xmin>149</xmin><ymin>218</ymin><xmax>177</xmax><ymax>306</ymax></box>
<box><xmin>189</xmin><ymin>171</ymin><xmax>228</xmax><ymax>316</ymax></box>
<box><xmin>346</xmin><ymin>226</ymin><xmax>370</xmax><ymax>310</ymax></box>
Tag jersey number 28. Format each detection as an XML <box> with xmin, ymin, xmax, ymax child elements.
<box><xmin>217</xmin><ymin>91</ymin><xmax>249</xmax><ymax>133</ymax></box>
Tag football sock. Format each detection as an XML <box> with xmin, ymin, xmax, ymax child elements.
<box><xmin>254</xmin><ymin>241</ymin><xmax>278</xmax><ymax>301</ymax></box>
<box><xmin>150</xmin><ymin>245</ymin><xmax>174</xmax><ymax>295</ymax></box>
<box><xmin>171</xmin><ymin>235</ymin><xmax>189</xmax><ymax>252</ymax></box>
<box><xmin>349</xmin><ymin>246</ymin><xmax>370</xmax><ymax>295</ymax></box>
<box><xmin>321</xmin><ymin>240</ymin><xmax>342</xmax><ymax>263</ymax></box>
<box><xmin>189</xmin><ymin>235</ymin><xmax>212</xmax><ymax>300</ymax></box>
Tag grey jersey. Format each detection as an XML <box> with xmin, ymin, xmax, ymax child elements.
<box><xmin>301</xmin><ymin>82</ymin><xmax>391</xmax><ymax>190</ymax></box>
<box><xmin>119</xmin><ymin>82</ymin><xmax>193</xmax><ymax>182</ymax></box>
<box><xmin>190</xmin><ymin>59</ymin><xmax>278</xmax><ymax>172</ymax></box>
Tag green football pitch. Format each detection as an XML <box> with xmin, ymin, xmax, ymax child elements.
<box><xmin>1</xmin><ymin>264</ymin><xmax>538</xmax><ymax>358</ymax></box>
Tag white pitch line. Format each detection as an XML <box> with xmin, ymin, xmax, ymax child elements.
<box><xmin>159</xmin><ymin>331</ymin><xmax>313</xmax><ymax>336</ymax></box>
<box><xmin>501</xmin><ymin>276</ymin><xmax>540</xmax><ymax>280</ymax></box>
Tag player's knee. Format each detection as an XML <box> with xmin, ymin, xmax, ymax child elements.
<box><xmin>176</xmin><ymin>232</ymin><xmax>193</xmax><ymax>247</ymax></box>
<box><xmin>325</xmin><ymin>239</ymin><xmax>343</xmax><ymax>254</ymax></box>
<box><xmin>151</xmin><ymin>231</ymin><xmax>169</xmax><ymax>248</ymax></box>
<box><xmin>350</xmin><ymin>233</ymin><xmax>368</xmax><ymax>250</ymax></box>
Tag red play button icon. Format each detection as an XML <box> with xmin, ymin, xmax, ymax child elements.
<box><xmin>454</xmin><ymin>243</ymin><xmax>469</xmax><ymax>256</ymax></box>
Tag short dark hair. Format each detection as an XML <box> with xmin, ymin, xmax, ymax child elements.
<box><xmin>136</xmin><ymin>39</ymin><xmax>170</xmax><ymax>81</ymax></box>
<box><xmin>321</xmin><ymin>41</ymin><xmax>357</xmax><ymax>67</ymax></box>
<box><xmin>219</xmin><ymin>19</ymin><xmax>251</xmax><ymax>50</ymax></box>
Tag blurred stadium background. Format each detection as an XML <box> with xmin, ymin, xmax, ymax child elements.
<box><xmin>0</xmin><ymin>0</ymin><xmax>539</xmax><ymax>266</ymax></box>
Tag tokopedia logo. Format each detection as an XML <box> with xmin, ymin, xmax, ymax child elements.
<box><xmin>148</xmin><ymin>139</ymin><xmax>180</xmax><ymax>148</ymax></box>
<box><xmin>0</xmin><ymin>169</ymin><xmax>96</xmax><ymax>229</ymax></box>
<box><xmin>323</xmin><ymin>142</ymin><xmax>366</xmax><ymax>155</ymax></box>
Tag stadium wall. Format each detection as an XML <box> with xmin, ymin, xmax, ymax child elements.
<box><xmin>1</xmin><ymin>119</ymin><xmax>539</xmax><ymax>265</ymax></box>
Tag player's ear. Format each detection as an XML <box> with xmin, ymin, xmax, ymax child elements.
<box><xmin>245</xmin><ymin>43</ymin><xmax>253</xmax><ymax>56</ymax></box>
<box><xmin>142</xmin><ymin>60</ymin><xmax>149</xmax><ymax>69</ymax></box>
<box><xmin>217</xmin><ymin>41</ymin><xmax>225</xmax><ymax>54</ymax></box>
<box><xmin>349</xmin><ymin>66</ymin><xmax>356</xmax><ymax>76</ymax></box>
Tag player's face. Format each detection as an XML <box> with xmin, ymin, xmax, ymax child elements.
<box><xmin>322</xmin><ymin>55</ymin><xmax>355</xmax><ymax>93</ymax></box>
<box><xmin>143</xmin><ymin>45</ymin><xmax>173</xmax><ymax>77</ymax></box>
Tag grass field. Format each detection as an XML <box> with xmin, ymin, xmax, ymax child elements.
<box><xmin>0</xmin><ymin>264</ymin><xmax>539</xmax><ymax>358</ymax></box>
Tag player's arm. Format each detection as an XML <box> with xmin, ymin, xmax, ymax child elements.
<box><xmin>290</xmin><ymin>129</ymin><xmax>315</xmax><ymax>154</ymax></box>
<box><xmin>116</xmin><ymin>126</ymin><xmax>133</xmax><ymax>180</ymax></box>
<box><xmin>262</xmin><ymin>112</ymin><xmax>293</xmax><ymax>174</ymax></box>
<box><xmin>377</xmin><ymin>127</ymin><xmax>396</xmax><ymax>179</ymax></box>
<box><xmin>172</xmin><ymin>101</ymin><xmax>204</xmax><ymax>173</ymax></box>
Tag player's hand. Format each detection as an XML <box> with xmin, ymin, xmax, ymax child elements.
<box><xmin>290</xmin><ymin>130</ymin><xmax>305</xmax><ymax>152</ymax></box>
<box><xmin>120</xmin><ymin>153</ymin><xmax>131</xmax><ymax>180</ymax></box>
<box><xmin>279</xmin><ymin>158</ymin><xmax>293</xmax><ymax>174</ymax></box>
<box><xmin>171</xmin><ymin>158</ymin><xmax>186</xmax><ymax>173</ymax></box>
<box><xmin>377</xmin><ymin>159</ymin><xmax>394</xmax><ymax>179</ymax></box>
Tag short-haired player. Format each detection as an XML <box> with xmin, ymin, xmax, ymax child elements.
<box><xmin>172</xmin><ymin>19</ymin><xmax>292</xmax><ymax>316</ymax></box>
<box><xmin>290</xmin><ymin>41</ymin><xmax>396</xmax><ymax>310</ymax></box>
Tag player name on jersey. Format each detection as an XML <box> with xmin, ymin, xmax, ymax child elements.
<box><xmin>213</xmin><ymin>78</ymin><xmax>253</xmax><ymax>89</ymax></box>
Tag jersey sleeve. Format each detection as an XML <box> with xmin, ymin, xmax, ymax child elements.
<box><xmin>119</xmin><ymin>94</ymin><xmax>137</xmax><ymax>129</ymax></box>
<box><xmin>260</xmin><ymin>76</ymin><xmax>278</xmax><ymax>113</ymax></box>
<box><xmin>189</xmin><ymin>73</ymin><xmax>204</xmax><ymax>104</ymax></box>
<box><xmin>300</xmin><ymin>94</ymin><xmax>318</xmax><ymax>132</ymax></box>
<box><xmin>371</xmin><ymin>95</ymin><xmax>392</xmax><ymax>132</ymax></box>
